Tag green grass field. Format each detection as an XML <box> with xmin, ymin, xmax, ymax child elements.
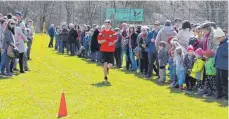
<box><xmin>0</xmin><ymin>34</ymin><xmax>228</xmax><ymax>119</ymax></box>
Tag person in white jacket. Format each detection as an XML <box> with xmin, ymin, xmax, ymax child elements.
<box><xmin>13</xmin><ymin>17</ymin><xmax>28</xmax><ymax>73</ymax></box>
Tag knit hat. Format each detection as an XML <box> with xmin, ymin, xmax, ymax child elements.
<box><xmin>154</xmin><ymin>21</ymin><xmax>160</xmax><ymax>25</ymax></box>
<box><xmin>195</xmin><ymin>48</ymin><xmax>203</xmax><ymax>57</ymax></box>
<box><xmin>167</xmin><ymin>36</ymin><xmax>175</xmax><ymax>44</ymax></box>
<box><xmin>164</xmin><ymin>20</ymin><xmax>171</xmax><ymax>26</ymax></box>
<box><xmin>214</xmin><ymin>27</ymin><xmax>225</xmax><ymax>38</ymax></box>
<box><xmin>187</xmin><ymin>45</ymin><xmax>194</xmax><ymax>51</ymax></box>
<box><xmin>203</xmin><ymin>50</ymin><xmax>215</xmax><ymax>58</ymax></box>
<box><xmin>15</xmin><ymin>12</ymin><xmax>22</xmax><ymax>17</ymax></box>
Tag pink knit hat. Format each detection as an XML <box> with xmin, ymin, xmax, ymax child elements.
<box><xmin>187</xmin><ymin>45</ymin><xmax>194</xmax><ymax>51</ymax></box>
<box><xmin>195</xmin><ymin>48</ymin><xmax>203</xmax><ymax>57</ymax></box>
<box><xmin>203</xmin><ymin>50</ymin><xmax>215</xmax><ymax>58</ymax></box>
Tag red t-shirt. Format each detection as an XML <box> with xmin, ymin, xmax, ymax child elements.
<box><xmin>97</xmin><ymin>29</ymin><xmax>117</xmax><ymax>52</ymax></box>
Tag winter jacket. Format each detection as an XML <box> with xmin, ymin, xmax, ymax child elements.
<box><xmin>68</xmin><ymin>28</ymin><xmax>78</xmax><ymax>44</ymax></box>
<box><xmin>175</xmin><ymin>55</ymin><xmax>185</xmax><ymax>72</ymax></box>
<box><xmin>3</xmin><ymin>29</ymin><xmax>15</xmax><ymax>50</ymax></box>
<box><xmin>115</xmin><ymin>33</ymin><xmax>122</xmax><ymax>48</ymax></box>
<box><xmin>155</xmin><ymin>26</ymin><xmax>177</xmax><ymax>51</ymax></box>
<box><xmin>60</xmin><ymin>29</ymin><xmax>69</xmax><ymax>42</ymax></box>
<box><xmin>48</xmin><ymin>27</ymin><xmax>55</xmax><ymax>37</ymax></box>
<box><xmin>90</xmin><ymin>29</ymin><xmax>100</xmax><ymax>52</ymax></box>
<box><xmin>215</xmin><ymin>38</ymin><xmax>228</xmax><ymax>70</ymax></box>
<box><xmin>205</xmin><ymin>57</ymin><xmax>216</xmax><ymax>76</ymax></box>
<box><xmin>190</xmin><ymin>58</ymin><xmax>205</xmax><ymax>80</ymax></box>
<box><xmin>146</xmin><ymin>29</ymin><xmax>159</xmax><ymax>53</ymax></box>
<box><xmin>0</xmin><ymin>25</ymin><xmax>4</xmax><ymax>49</ymax></box>
<box><xmin>176</xmin><ymin>28</ymin><xmax>194</xmax><ymax>49</ymax></box>
<box><xmin>83</xmin><ymin>35</ymin><xmax>90</xmax><ymax>48</ymax></box>
<box><xmin>128</xmin><ymin>32</ymin><xmax>138</xmax><ymax>49</ymax></box>
<box><xmin>137</xmin><ymin>33</ymin><xmax>148</xmax><ymax>58</ymax></box>
<box><xmin>184</xmin><ymin>54</ymin><xmax>195</xmax><ymax>75</ymax></box>
<box><xmin>158</xmin><ymin>48</ymin><xmax>168</xmax><ymax>67</ymax></box>
<box><xmin>15</xmin><ymin>27</ymin><xmax>28</xmax><ymax>53</ymax></box>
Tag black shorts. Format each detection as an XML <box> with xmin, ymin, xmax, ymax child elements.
<box><xmin>102</xmin><ymin>52</ymin><xmax>114</xmax><ymax>64</ymax></box>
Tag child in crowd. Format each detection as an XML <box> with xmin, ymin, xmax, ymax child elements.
<box><xmin>168</xmin><ymin>50</ymin><xmax>175</xmax><ymax>84</ymax></box>
<box><xmin>190</xmin><ymin>48</ymin><xmax>205</xmax><ymax>92</ymax></box>
<box><xmin>174</xmin><ymin>47</ymin><xmax>185</xmax><ymax>90</ymax></box>
<box><xmin>184</xmin><ymin>45</ymin><xmax>195</xmax><ymax>91</ymax></box>
<box><xmin>214</xmin><ymin>27</ymin><xmax>228</xmax><ymax>99</ymax></box>
<box><xmin>158</xmin><ymin>41</ymin><xmax>167</xmax><ymax>83</ymax></box>
<box><xmin>83</xmin><ymin>32</ymin><xmax>91</xmax><ymax>58</ymax></box>
<box><xmin>202</xmin><ymin>50</ymin><xmax>216</xmax><ymax>97</ymax></box>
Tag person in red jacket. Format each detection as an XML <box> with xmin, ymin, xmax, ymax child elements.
<box><xmin>98</xmin><ymin>20</ymin><xmax>117</xmax><ymax>81</ymax></box>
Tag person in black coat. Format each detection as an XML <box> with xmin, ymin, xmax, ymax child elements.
<box><xmin>68</xmin><ymin>23</ymin><xmax>78</xmax><ymax>56</ymax></box>
<box><xmin>90</xmin><ymin>24</ymin><xmax>100</xmax><ymax>62</ymax></box>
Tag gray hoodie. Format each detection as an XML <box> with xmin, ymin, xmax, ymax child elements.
<box><xmin>155</xmin><ymin>26</ymin><xmax>177</xmax><ymax>51</ymax></box>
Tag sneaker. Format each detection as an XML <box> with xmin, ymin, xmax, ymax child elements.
<box><xmin>25</xmin><ymin>69</ymin><xmax>30</xmax><ymax>71</ymax></box>
<box><xmin>13</xmin><ymin>68</ymin><xmax>19</xmax><ymax>71</ymax></box>
<box><xmin>5</xmin><ymin>73</ymin><xmax>12</xmax><ymax>77</ymax></box>
<box><xmin>20</xmin><ymin>71</ymin><xmax>25</xmax><ymax>73</ymax></box>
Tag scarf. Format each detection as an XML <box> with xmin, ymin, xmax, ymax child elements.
<box><xmin>203</xmin><ymin>33</ymin><xmax>210</xmax><ymax>51</ymax></box>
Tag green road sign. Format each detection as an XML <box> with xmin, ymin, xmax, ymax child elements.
<box><xmin>106</xmin><ymin>8</ymin><xmax>144</xmax><ymax>22</ymax></box>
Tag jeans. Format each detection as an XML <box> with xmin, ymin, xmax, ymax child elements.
<box><xmin>58</xmin><ymin>40</ymin><xmax>62</xmax><ymax>53</ymax></box>
<box><xmin>55</xmin><ymin>39</ymin><xmax>59</xmax><ymax>50</ymax></box>
<box><xmin>75</xmin><ymin>40</ymin><xmax>81</xmax><ymax>53</ymax></box>
<box><xmin>177</xmin><ymin>70</ymin><xmax>185</xmax><ymax>85</ymax></box>
<box><xmin>60</xmin><ymin>41</ymin><xmax>69</xmax><ymax>54</ymax></box>
<box><xmin>216</xmin><ymin>68</ymin><xmax>228</xmax><ymax>98</ymax></box>
<box><xmin>27</xmin><ymin>40</ymin><xmax>32</xmax><ymax>59</ymax></box>
<box><xmin>147</xmin><ymin>52</ymin><xmax>159</xmax><ymax>76</ymax></box>
<box><xmin>23</xmin><ymin>51</ymin><xmax>28</xmax><ymax>70</ymax></box>
<box><xmin>129</xmin><ymin>48</ymin><xmax>137</xmax><ymax>70</ymax></box>
<box><xmin>97</xmin><ymin>51</ymin><xmax>101</xmax><ymax>62</ymax></box>
<box><xmin>70</xmin><ymin>43</ymin><xmax>76</xmax><ymax>56</ymax></box>
<box><xmin>84</xmin><ymin>45</ymin><xmax>89</xmax><ymax>58</ymax></box>
<box><xmin>0</xmin><ymin>50</ymin><xmax>10</xmax><ymax>74</ymax></box>
<box><xmin>48</xmin><ymin>37</ymin><xmax>54</xmax><ymax>48</ymax></box>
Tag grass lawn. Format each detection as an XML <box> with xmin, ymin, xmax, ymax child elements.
<box><xmin>0</xmin><ymin>34</ymin><xmax>228</xmax><ymax>119</ymax></box>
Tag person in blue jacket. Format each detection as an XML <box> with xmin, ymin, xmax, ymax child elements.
<box><xmin>48</xmin><ymin>24</ymin><xmax>55</xmax><ymax>48</ymax></box>
<box><xmin>146</xmin><ymin>21</ymin><xmax>160</xmax><ymax>78</ymax></box>
<box><xmin>214</xmin><ymin>27</ymin><xmax>228</xmax><ymax>100</ymax></box>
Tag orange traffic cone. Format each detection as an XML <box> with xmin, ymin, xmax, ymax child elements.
<box><xmin>58</xmin><ymin>92</ymin><xmax>67</xmax><ymax>118</ymax></box>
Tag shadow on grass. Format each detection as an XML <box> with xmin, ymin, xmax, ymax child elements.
<box><xmin>184</xmin><ymin>91</ymin><xmax>228</xmax><ymax>107</ymax></box>
<box><xmin>0</xmin><ymin>76</ymin><xmax>12</xmax><ymax>80</ymax></box>
<box><xmin>91</xmin><ymin>81</ymin><xmax>112</xmax><ymax>87</ymax></box>
<box><xmin>52</xmin><ymin>49</ymin><xmax>228</xmax><ymax>107</ymax></box>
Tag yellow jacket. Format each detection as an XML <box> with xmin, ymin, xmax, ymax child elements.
<box><xmin>190</xmin><ymin>58</ymin><xmax>205</xmax><ymax>80</ymax></box>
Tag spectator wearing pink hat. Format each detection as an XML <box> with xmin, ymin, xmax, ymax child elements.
<box><xmin>184</xmin><ymin>45</ymin><xmax>196</xmax><ymax>91</ymax></box>
<box><xmin>190</xmin><ymin>48</ymin><xmax>205</xmax><ymax>93</ymax></box>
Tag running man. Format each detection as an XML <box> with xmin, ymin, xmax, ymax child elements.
<box><xmin>97</xmin><ymin>20</ymin><xmax>117</xmax><ymax>81</ymax></box>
